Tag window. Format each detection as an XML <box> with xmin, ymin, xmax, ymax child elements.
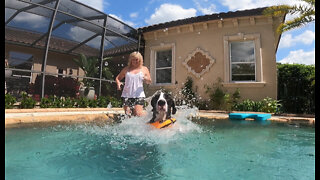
<box><xmin>58</xmin><ymin>68</ymin><xmax>66</xmax><ymax>78</ymax></box>
<box><xmin>230</xmin><ymin>41</ymin><xmax>255</xmax><ymax>81</ymax></box>
<box><xmin>156</xmin><ymin>50</ymin><xmax>172</xmax><ymax>84</ymax></box>
<box><xmin>9</xmin><ymin>51</ymin><xmax>33</xmax><ymax>80</ymax></box>
<box><xmin>150</xmin><ymin>43</ymin><xmax>175</xmax><ymax>85</ymax></box>
<box><xmin>223</xmin><ymin>33</ymin><xmax>263</xmax><ymax>83</ymax></box>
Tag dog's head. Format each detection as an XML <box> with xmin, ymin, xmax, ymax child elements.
<box><xmin>151</xmin><ymin>91</ymin><xmax>177</xmax><ymax>115</ymax></box>
<box><xmin>156</xmin><ymin>92</ymin><xmax>168</xmax><ymax>112</ymax></box>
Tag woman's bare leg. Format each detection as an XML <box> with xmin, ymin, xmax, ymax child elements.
<box><xmin>123</xmin><ymin>105</ymin><xmax>132</xmax><ymax>116</ymax></box>
<box><xmin>133</xmin><ymin>104</ymin><xmax>146</xmax><ymax>116</ymax></box>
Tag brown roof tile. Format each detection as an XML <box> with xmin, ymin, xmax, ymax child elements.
<box><xmin>138</xmin><ymin>7</ymin><xmax>269</xmax><ymax>33</ymax></box>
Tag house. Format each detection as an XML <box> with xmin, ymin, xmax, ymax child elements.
<box><xmin>139</xmin><ymin>7</ymin><xmax>285</xmax><ymax>101</ymax></box>
<box><xmin>5</xmin><ymin>1</ymin><xmax>285</xmax><ymax>102</ymax></box>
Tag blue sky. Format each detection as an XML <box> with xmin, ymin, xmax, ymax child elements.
<box><xmin>79</xmin><ymin>0</ymin><xmax>315</xmax><ymax>65</ymax></box>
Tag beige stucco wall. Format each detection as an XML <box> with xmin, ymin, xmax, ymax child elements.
<box><xmin>5</xmin><ymin>44</ymin><xmax>84</xmax><ymax>83</ymax></box>
<box><xmin>142</xmin><ymin>15</ymin><xmax>282</xmax><ymax>101</ymax></box>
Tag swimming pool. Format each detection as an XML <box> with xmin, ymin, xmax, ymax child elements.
<box><xmin>5</xmin><ymin>109</ymin><xmax>315</xmax><ymax>180</ymax></box>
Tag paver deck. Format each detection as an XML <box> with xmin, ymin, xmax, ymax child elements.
<box><xmin>5</xmin><ymin>108</ymin><xmax>315</xmax><ymax>128</ymax></box>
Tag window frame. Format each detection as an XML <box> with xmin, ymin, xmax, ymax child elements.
<box><xmin>8</xmin><ymin>51</ymin><xmax>34</xmax><ymax>83</ymax></box>
<box><xmin>150</xmin><ymin>43</ymin><xmax>175</xmax><ymax>86</ymax></box>
<box><xmin>223</xmin><ymin>33</ymin><xmax>263</xmax><ymax>83</ymax></box>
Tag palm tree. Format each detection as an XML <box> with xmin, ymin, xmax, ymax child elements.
<box><xmin>263</xmin><ymin>0</ymin><xmax>315</xmax><ymax>33</ymax></box>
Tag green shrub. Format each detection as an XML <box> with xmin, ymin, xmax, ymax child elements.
<box><xmin>75</xmin><ymin>97</ymin><xmax>90</xmax><ymax>108</ymax></box>
<box><xmin>19</xmin><ymin>92</ymin><xmax>36</xmax><ymax>109</ymax></box>
<box><xmin>5</xmin><ymin>94</ymin><xmax>16</xmax><ymax>109</ymax></box>
<box><xmin>181</xmin><ymin>76</ymin><xmax>197</xmax><ymax>107</ymax></box>
<box><xmin>40</xmin><ymin>95</ymin><xmax>64</xmax><ymax>108</ymax></box>
<box><xmin>277</xmin><ymin>63</ymin><xmax>314</xmax><ymax>114</ymax></box>
<box><xmin>205</xmin><ymin>78</ymin><xmax>241</xmax><ymax>111</ymax></box>
<box><xmin>97</xmin><ymin>96</ymin><xmax>110</xmax><ymax>107</ymax></box>
<box><xmin>63</xmin><ymin>97</ymin><xmax>76</xmax><ymax>108</ymax></box>
<box><xmin>233</xmin><ymin>97</ymin><xmax>282</xmax><ymax>113</ymax></box>
<box><xmin>108</xmin><ymin>96</ymin><xmax>122</xmax><ymax>108</ymax></box>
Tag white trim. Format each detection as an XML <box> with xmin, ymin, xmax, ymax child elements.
<box><xmin>150</xmin><ymin>43</ymin><xmax>176</xmax><ymax>86</ymax></box>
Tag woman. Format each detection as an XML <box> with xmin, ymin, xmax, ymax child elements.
<box><xmin>115</xmin><ymin>51</ymin><xmax>151</xmax><ymax>116</ymax></box>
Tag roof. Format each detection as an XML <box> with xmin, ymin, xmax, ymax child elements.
<box><xmin>139</xmin><ymin>7</ymin><xmax>269</xmax><ymax>33</ymax></box>
<box><xmin>5</xmin><ymin>0</ymin><xmax>139</xmax><ymax>58</ymax></box>
<box><xmin>5</xmin><ymin>27</ymin><xmax>100</xmax><ymax>57</ymax></box>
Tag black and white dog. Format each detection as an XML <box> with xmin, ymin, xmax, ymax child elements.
<box><xmin>149</xmin><ymin>91</ymin><xmax>177</xmax><ymax>123</ymax></box>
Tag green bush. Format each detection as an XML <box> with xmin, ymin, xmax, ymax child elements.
<box><xmin>108</xmin><ymin>96</ymin><xmax>123</xmax><ymax>108</ymax></box>
<box><xmin>19</xmin><ymin>92</ymin><xmax>36</xmax><ymax>109</ymax></box>
<box><xmin>277</xmin><ymin>63</ymin><xmax>314</xmax><ymax>114</ymax></box>
<box><xmin>97</xmin><ymin>96</ymin><xmax>110</xmax><ymax>107</ymax></box>
<box><xmin>205</xmin><ymin>78</ymin><xmax>241</xmax><ymax>111</ymax></box>
<box><xmin>233</xmin><ymin>97</ymin><xmax>282</xmax><ymax>113</ymax></box>
<box><xmin>75</xmin><ymin>97</ymin><xmax>90</xmax><ymax>108</ymax></box>
<box><xmin>181</xmin><ymin>76</ymin><xmax>197</xmax><ymax>107</ymax></box>
<box><xmin>5</xmin><ymin>94</ymin><xmax>16</xmax><ymax>109</ymax></box>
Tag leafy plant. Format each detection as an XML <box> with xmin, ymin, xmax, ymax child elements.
<box><xmin>263</xmin><ymin>0</ymin><xmax>315</xmax><ymax>33</ymax></box>
<box><xmin>97</xmin><ymin>96</ymin><xmax>110</xmax><ymax>107</ymax></box>
<box><xmin>75</xmin><ymin>97</ymin><xmax>90</xmax><ymax>108</ymax></box>
<box><xmin>233</xmin><ymin>97</ymin><xmax>282</xmax><ymax>113</ymax></box>
<box><xmin>108</xmin><ymin>96</ymin><xmax>123</xmax><ymax>108</ymax></box>
<box><xmin>277</xmin><ymin>63</ymin><xmax>315</xmax><ymax>114</ymax></box>
<box><xmin>20</xmin><ymin>92</ymin><xmax>36</xmax><ymax>109</ymax></box>
<box><xmin>261</xmin><ymin>97</ymin><xmax>282</xmax><ymax>113</ymax></box>
<box><xmin>63</xmin><ymin>97</ymin><xmax>76</xmax><ymax>108</ymax></box>
<box><xmin>181</xmin><ymin>76</ymin><xmax>197</xmax><ymax>107</ymax></box>
<box><xmin>5</xmin><ymin>94</ymin><xmax>16</xmax><ymax>109</ymax></box>
<box><xmin>205</xmin><ymin>78</ymin><xmax>240</xmax><ymax>111</ymax></box>
<box><xmin>40</xmin><ymin>95</ymin><xmax>75</xmax><ymax>108</ymax></box>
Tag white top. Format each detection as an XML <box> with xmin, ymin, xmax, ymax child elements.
<box><xmin>121</xmin><ymin>70</ymin><xmax>145</xmax><ymax>98</ymax></box>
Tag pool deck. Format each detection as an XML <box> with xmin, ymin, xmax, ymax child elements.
<box><xmin>5</xmin><ymin>108</ymin><xmax>315</xmax><ymax>128</ymax></box>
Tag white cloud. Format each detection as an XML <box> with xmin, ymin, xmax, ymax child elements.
<box><xmin>145</xmin><ymin>4</ymin><xmax>197</xmax><ymax>25</ymax></box>
<box><xmin>109</xmin><ymin>14</ymin><xmax>136</xmax><ymax>27</ymax></box>
<box><xmin>278</xmin><ymin>49</ymin><xmax>315</xmax><ymax>65</ymax></box>
<box><xmin>219</xmin><ymin>0</ymin><xmax>304</xmax><ymax>11</ymax></box>
<box><xmin>193</xmin><ymin>0</ymin><xmax>217</xmax><ymax>14</ymax></box>
<box><xmin>68</xmin><ymin>26</ymin><xmax>101</xmax><ymax>49</ymax></box>
<box><xmin>130</xmin><ymin>12</ymin><xmax>139</xmax><ymax>18</ymax></box>
<box><xmin>279</xmin><ymin>30</ymin><xmax>315</xmax><ymax>48</ymax></box>
<box><xmin>76</xmin><ymin>0</ymin><xmax>105</xmax><ymax>12</ymax></box>
<box><xmin>13</xmin><ymin>12</ymin><xmax>48</xmax><ymax>28</ymax></box>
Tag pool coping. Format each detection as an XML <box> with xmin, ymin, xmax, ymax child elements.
<box><xmin>5</xmin><ymin>108</ymin><xmax>315</xmax><ymax>128</ymax></box>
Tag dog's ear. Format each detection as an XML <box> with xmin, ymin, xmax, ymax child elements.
<box><xmin>166</xmin><ymin>95</ymin><xmax>177</xmax><ymax>115</ymax></box>
<box><xmin>171</xmin><ymin>100</ymin><xmax>177</xmax><ymax>114</ymax></box>
<box><xmin>151</xmin><ymin>94</ymin><xmax>159</xmax><ymax>110</ymax></box>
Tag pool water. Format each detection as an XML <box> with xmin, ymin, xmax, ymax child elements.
<box><xmin>5</xmin><ymin>108</ymin><xmax>315</xmax><ymax>180</ymax></box>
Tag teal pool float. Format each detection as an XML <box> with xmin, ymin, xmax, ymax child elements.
<box><xmin>229</xmin><ymin>113</ymin><xmax>271</xmax><ymax>121</ymax></box>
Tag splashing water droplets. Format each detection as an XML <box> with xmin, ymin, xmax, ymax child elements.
<box><xmin>79</xmin><ymin>93</ymin><xmax>202</xmax><ymax>147</ymax></box>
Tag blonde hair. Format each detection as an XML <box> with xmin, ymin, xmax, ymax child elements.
<box><xmin>128</xmin><ymin>51</ymin><xmax>143</xmax><ymax>67</ymax></box>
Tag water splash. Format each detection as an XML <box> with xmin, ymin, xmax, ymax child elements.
<box><xmin>78</xmin><ymin>105</ymin><xmax>201</xmax><ymax>148</ymax></box>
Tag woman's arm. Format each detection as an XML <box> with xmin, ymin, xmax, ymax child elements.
<box><xmin>142</xmin><ymin>66</ymin><xmax>152</xmax><ymax>85</ymax></box>
<box><xmin>115</xmin><ymin>67</ymin><xmax>127</xmax><ymax>90</ymax></box>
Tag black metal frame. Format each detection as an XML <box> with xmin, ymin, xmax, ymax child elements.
<box><xmin>5</xmin><ymin>0</ymin><xmax>141</xmax><ymax>98</ymax></box>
